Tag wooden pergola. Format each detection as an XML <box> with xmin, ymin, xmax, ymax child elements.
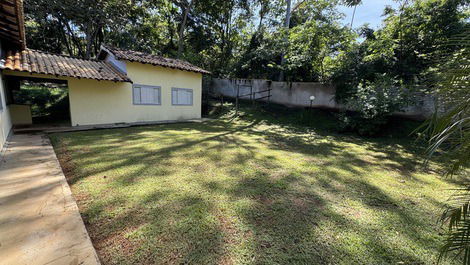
<box><xmin>0</xmin><ymin>0</ymin><xmax>26</xmax><ymax>49</ymax></box>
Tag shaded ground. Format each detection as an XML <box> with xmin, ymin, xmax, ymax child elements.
<box><xmin>0</xmin><ymin>134</ymin><xmax>99</xmax><ymax>265</ymax></box>
<box><xmin>50</xmin><ymin>104</ymin><xmax>459</xmax><ymax>265</ymax></box>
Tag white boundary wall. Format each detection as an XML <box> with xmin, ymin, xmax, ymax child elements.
<box><xmin>210</xmin><ymin>78</ymin><xmax>434</xmax><ymax>119</ymax></box>
<box><xmin>212</xmin><ymin>78</ymin><xmax>337</xmax><ymax>108</ymax></box>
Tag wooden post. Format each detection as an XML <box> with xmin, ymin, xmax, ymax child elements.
<box><xmin>250</xmin><ymin>82</ymin><xmax>254</xmax><ymax>105</ymax></box>
<box><xmin>235</xmin><ymin>82</ymin><xmax>240</xmax><ymax>115</ymax></box>
<box><xmin>267</xmin><ymin>88</ymin><xmax>271</xmax><ymax>104</ymax></box>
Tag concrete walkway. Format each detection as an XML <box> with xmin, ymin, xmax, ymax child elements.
<box><xmin>0</xmin><ymin>134</ymin><xmax>100</xmax><ymax>265</ymax></box>
<box><xmin>13</xmin><ymin>118</ymin><xmax>211</xmax><ymax>134</ymax></box>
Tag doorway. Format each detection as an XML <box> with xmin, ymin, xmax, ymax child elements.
<box><xmin>6</xmin><ymin>77</ymin><xmax>71</xmax><ymax>129</ymax></box>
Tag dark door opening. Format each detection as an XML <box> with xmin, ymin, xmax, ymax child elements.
<box><xmin>7</xmin><ymin>77</ymin><xmax>71</xmax><ymax>128</ymax></box>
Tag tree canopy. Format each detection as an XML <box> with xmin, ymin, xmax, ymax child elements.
<box><xmin>24</xmin><ymin>0</ymin><xmax>468</xmax><ymax>83</ymax></box>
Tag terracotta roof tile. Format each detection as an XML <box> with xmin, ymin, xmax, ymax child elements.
<box><xmin>1</xmin><ymin>49</ymin><xmax>132</xmax><ymax>82</ymax></box>
<box><xmin>102</xmin><ymin>46</ymin><xmax>211</xmax><ymax>75</ymax></box>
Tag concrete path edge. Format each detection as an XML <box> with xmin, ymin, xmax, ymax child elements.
<box><xmin>0</xmin><ymin>133</ymin><xmax>100</xmax><ymax>265</ymax></box>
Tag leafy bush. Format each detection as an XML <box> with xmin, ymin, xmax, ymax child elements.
<box><xmin>339</xmin><ymin>75</ymin><xmax>411</xmax><ymax>136</ymax></box>
<box><xmin>338</xmin><ymin>112</ymin><xmax>388</xmax><ymax>136</ymax></box>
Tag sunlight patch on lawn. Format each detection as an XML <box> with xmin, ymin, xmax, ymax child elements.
<box><xmin>50</xmin><ymin>113</ymin><xmax>458</xmax><ymax>265</ymax></box>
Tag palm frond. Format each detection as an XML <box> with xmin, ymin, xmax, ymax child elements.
<box><xmin>440</xmin><ymin>185</ymin><xmax>470</xmax><ymax>263</ymax></box>
<box><xmin>424</xmin><ymin>30</ymin><xmax>470</xmax><ymax>176</ymax></box>
<box><xmin>422</xmin><ymin>29</ymin><xmax>470</xmax><ymax>264</ymax></box>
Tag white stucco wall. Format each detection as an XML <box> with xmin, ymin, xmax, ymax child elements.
<box><xmin>211</xmin><ymin>78</ymin><xmax>434</xmax><ymax>119</ymax></box>
<box><xmin>0</xmin><ymin>39</ymin><xmax>13</xmax><ymax>151</ymax></box>
<box><xmin>0</xmin><ymin>71</ymin><xmax>12</xmax><ymax>151</ymax></box>
<box><xmin>212</xmin><ymin>78</ymin><xmax>337</xmax><ymax>108</ymax></box>
<box><xmin>68</xmin><ymin>62</ymin><xmax>202</xmax><ymax>126</ymax></box>
<box><xmin>10</xmin><ymin>104</ymin><xmax>32</xmax><ymax>125</ymax></box>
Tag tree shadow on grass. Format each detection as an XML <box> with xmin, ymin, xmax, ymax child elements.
<box><xmin>81</xmin><ymin>187</ymin><xmax>228</xmax><ymax>264</ymax></box>
<box><xmin>49</xmin><ymin>115</ymin><xmax>458</xmax><ymax>264</ymax></box>
<box><xmin>52</xmin><ymin>119</ymin><xmax>261</xmax><ymax>186</ymax></box>
<box><xmin>198</xmin><ymin>156</ymin><xmax>438</xmax><ymax>264</ymax></box>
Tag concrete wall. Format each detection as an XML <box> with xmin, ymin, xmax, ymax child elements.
<box><xmin>212</xmin><ymin>78</ymin><xmax>337</xmax><ymax>108</ymax></box>
<box><xmin>0</xmin><ymin>72</ymin><xmax>12</xmax><ymax>151</ymax></box>
<box><xmin>211</xmin><ymin>78</ymin><xmax>434</xmax><ymax>119</ymax></box>
<box><xmin>68</xmin><ymin>62</ymin><xmax>202</xmax><ymax>126</ymax></box>
<box><xmin>396</xmin><ymin>92</ymin><xmax>436</xmax><ymax>118</ymax></box>
<box><xmin>10</xmin><ymin>104</ymin><xmax>32</xmax><ymax>125</ymax></box>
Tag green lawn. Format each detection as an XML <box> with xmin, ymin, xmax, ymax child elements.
<box><xmin>51</xmin><ymin>105</ymin><xmax>459</xmax><ymax>265</ymax></box>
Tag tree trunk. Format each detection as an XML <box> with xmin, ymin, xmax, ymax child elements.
<box><xmin>167</xmin><ymin>13</ymin><xmax>176</xmax><ymax>54</ymax></box>
<box><xmin>61</xmin><ymin>31</ymin><xmax>73</xmax><ymax>56</ymax></box>
<box><xmin>177</xmin><ymin>0</ymin><xmax>194</xmax><ymax>59</ymax></box>
<box><xmin>350</xmin><ymin>5</ymin><xmax>357</xmax><ymax>29</ymax></box>
<box><xmin>257</xmin><ymin>0</ymin><xmax>268</xmax><ymax>32</ymax></box>
<box><xmin>398</xmin><ymin>0</ymin><xmax>409</xmax><ymax>75</ymax></box>
<box><xmin>85</xmin><ymin>26</ymin><xmax>95</xmax><ymax>59</ymax></box>
<box><xmin>219</xmin><ymin>6</ymin><xmax>233</xmax><ymax>70</ymax></box>
<box><xmin>59</xmin><ymin>18</ymin><xmax>84</xmax><ymax>57</ymax></box>
<box><xmin>225</xmin><ymin>8</ymin><xmax>233</xmax><ymax>59</ymax></box>
<box><xmin>278</xmin><ymin>0</ymin><xmax>292</xmax><ymax>81</ymax></box>
<box><xmin>257</xmin><ymin>4</ymin><xmax>265</xmax><ymax>33</ymax></box>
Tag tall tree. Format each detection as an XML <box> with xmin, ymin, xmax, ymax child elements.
<box><xmin>343</xmin><ymin>0</ymin><xmax>362</xmax><ymax>28</ymax></box>
<box><xmin>25</xmin><ymin>0</ymin><xmax>137</xmax><ymax>58</ymax></box>
<box><xmin>177</xmin><ymin>0</ymin><xmax>194</xmax><ymax>58</ymax></box>
<box><xmin>278</xmin><ymin>0</ymin><xmax>292</xmax><ymax>81</ymax></box>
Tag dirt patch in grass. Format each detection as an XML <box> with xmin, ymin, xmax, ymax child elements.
<box><xmin>94</xmin><ymin>226</ymin><xmax>143</xmax><ymax>264</ymax></box>
<box><xmin>54</xmin><ymin>142</ymin><xmax>76</xmax><ymax>180</ymax></box>
<box><xmin>86</xmin><ymin>209</ymin><xmax>149</xmax><ymax>264</ymax></box>
<box><xmin>216</xmin><ymin>213</ymin><xmax>238</xmax><ymax>265</ymax></box>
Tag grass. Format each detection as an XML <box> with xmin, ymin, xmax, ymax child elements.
<box><xmin>50</xmin><ymin>103</ymin><xmax>461</xmax><ymax>265</ymax></box>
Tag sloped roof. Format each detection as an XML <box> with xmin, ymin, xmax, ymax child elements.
<box><xmin>101</xmin><ymin>46</ymin><xmax>211</xmax><ymax>75</ymax></box>
<box><xmin>0</xmin><ymin>0</ymin><xmax>26</xmax><ymax>49</ymax></box>
<box><xmin>1</xmin><ymin>49</ymin><xmax>132</xmax><ymax>82</ymax></box>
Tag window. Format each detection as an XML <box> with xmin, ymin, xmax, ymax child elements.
<box><xmin>172</xmin><ymin>88</ymin><xmax>193</xmax><ymax>106</ymax></box>
<box><xmin>133</xmin><ymin>85</ymin><xmax>161</xmax><ymax>105</ymax></box>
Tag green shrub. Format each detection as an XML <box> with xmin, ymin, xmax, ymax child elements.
<box><xmin>339</xmin><ymin>75</ymin><xmax>411</xmax><ymax>136</ymax></box>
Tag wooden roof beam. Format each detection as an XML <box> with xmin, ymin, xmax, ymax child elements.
<box><xmin>0</xmin><ymin>12</ymin><xmax>17</xmax><ymax>24</ymax></box>
<box><xmin>0</xmin><ymin>6</ymin><xmax>17</xmax><ymax>17</ymax></box>
<box><xmin>0</xmin><ymin>31</ymin><xmax>21</xmax><ymax>43</ymax></box>
<box><xmin>0</xmin><ymin>0</ymin><xmax>16</xmax><ymax>8</ymax></box>
<box><xmin>0</xmin><ymin>19</ymin><xmax>19</xmax><ymax>32</ymax></box>
<box><xmin>14</xmin><ymin>0</ymin><xmax>26</xmax><ymax>49</ymax></box>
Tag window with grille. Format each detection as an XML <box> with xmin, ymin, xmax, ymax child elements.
<box><xmin>133</xmin><ymin>85</ymin><xmax>161</xmax><ymax>105</ymax></box>
<box><xmin>171</xmin><ymin>88</ymin><xmax>193</xmax><ymax>106</ymax></box>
